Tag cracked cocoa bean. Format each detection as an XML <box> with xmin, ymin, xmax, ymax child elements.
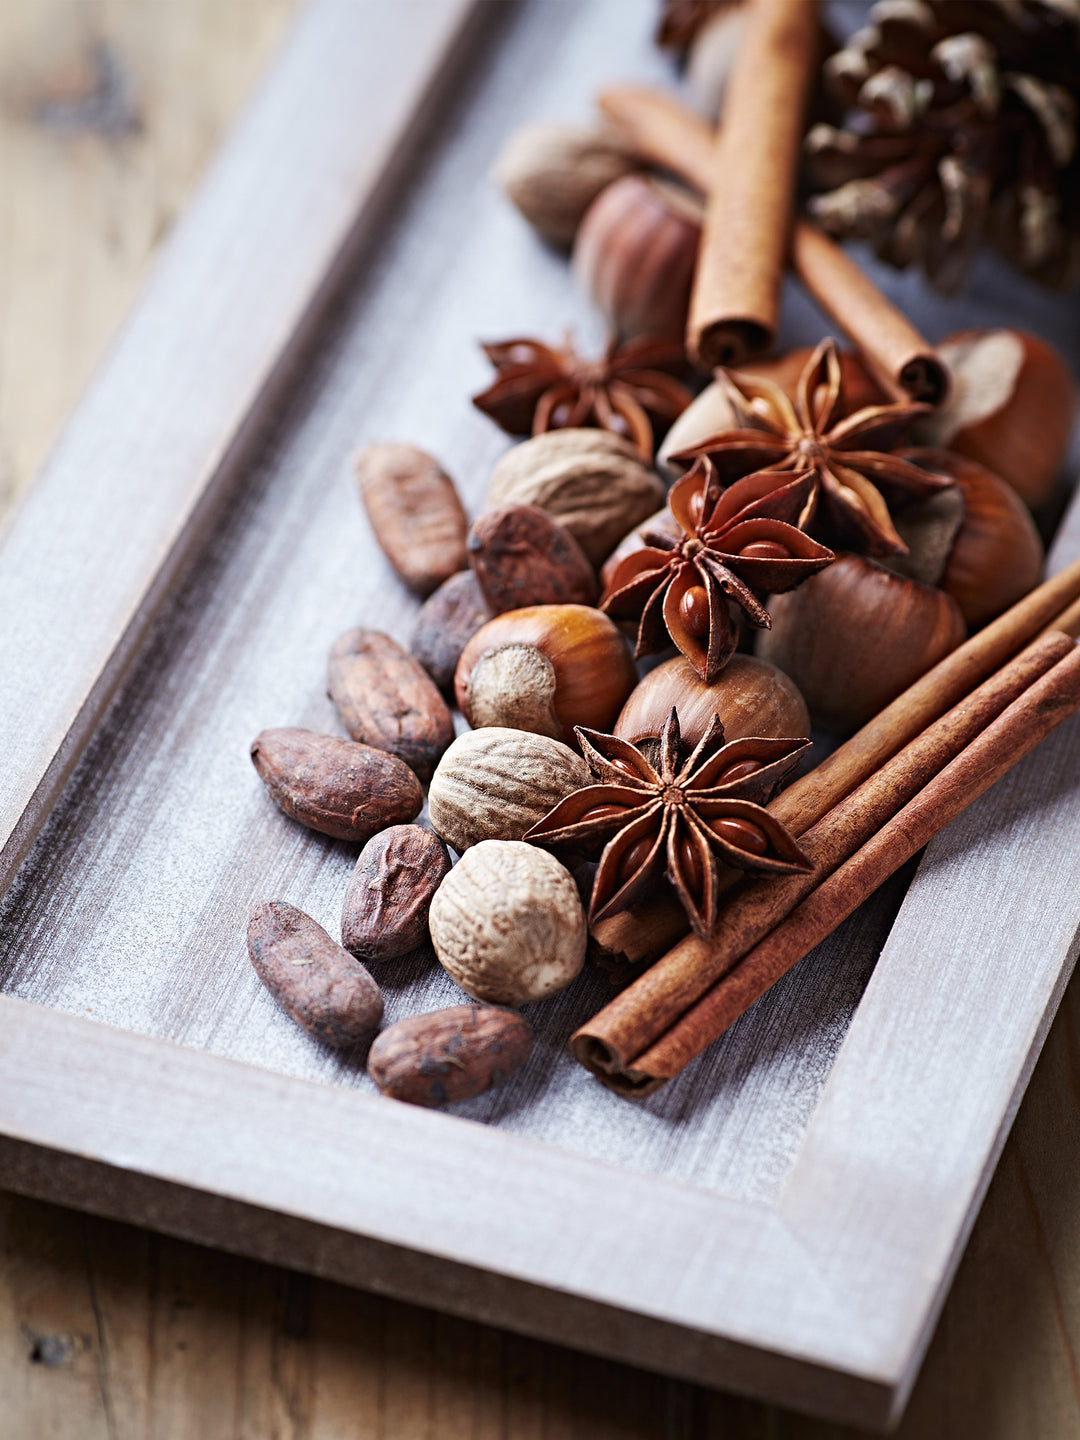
<box><xmin>341</xmin><ymin>824</ymin><xmax>451</xmax><ymax>962</ymax></box>
<box><xmin>410</xmin><ymin>570</ymin><xmax>493</xmax><ymax>693</ymax></box>
<box><xmin>328</xmin><ymin>628</ymin><xmax>454</xmax><ymax>783</ymax></box>
<box><xmin>356</xmin><ymin>442</ymin><xmax>468</xmax><ymax>596</ymax></box>
<box><xmin>247</xmin><ymin>900</ymin><xmax>383</xmax><ymax>1047</ymax></box>
<box><xmin>367</xmin><ymin>1005</ymin><xmax>533</xmax><ymax>1106</ymax></box>
<box><xmin>467</xmin><ymin>503</ymin><xmax>598</xmax><ymax>613</ymax></box>
<box><xmin>250</xmin><ymin>727</ymin><xmax>422</xmax><ymax>842</ymax></box>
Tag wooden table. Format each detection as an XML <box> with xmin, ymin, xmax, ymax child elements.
<box><xmin>2</xmin><ymin>2</ymin><xmax>1079</xmax><ymax>1435</ymax></box>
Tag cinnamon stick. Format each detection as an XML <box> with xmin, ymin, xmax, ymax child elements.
<box><xmin>685</xmin><ymin>0</ymin><xmax>819</xmax><ymax>368</ymax></box>
<box><xmin>597</xmin><ymin>84</ymin><xmax>948</xmax><ymax>403</ymax></box>
<box><xmin>790</xmin><ymin>222</ymin><xmax>947</xmax><ymax>404</ymax></box>
<box><xmin>623</xmin><ymin>640</ymin><xmax>1080</xmax><ymax>1093</ymax></box>
<box><xmin>589</xmin><ymin>556</ymin><xmax>1080</xmax><ymax>967</ymax></box>
<box><xmin>573</xmin><ymin>630</ymin><xmax>1074</xmax><ymax>1081</ymax></box>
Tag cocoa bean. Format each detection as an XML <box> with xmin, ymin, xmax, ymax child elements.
<box><xmin>410</xmin><ymin>571</ymin><xmax>493</xmax><ymax>693</ymax></box>
<box><xmin>328</xmin><ymin>629</ymin><xmax>454</xmax><ymax>783</ymax></box>
<box><xmin>251</xmin><ymin>728</ymin><xmax>422</xmax><ymax>842</ymax></box>
<box><xmin>341</xmin><ymin>825</ymin><xmax>451</xmax><ymax>962</ymax></box>
<box><xmin>467</xmin><ymin>503</ymin><xmax>598</xmax><ymax>613</ymax></box>
<box><xmin>368</xmin><ymin>1005</ymin><xmax>533</xmax><ymax>1106</ymax></box>
<box><xmin>356</xmin><ymin>443</ymin><xmax>468</xmax><ymax>596</ymax></box>
<box><xmin>248</xmin><ymin>900</ymin><xmax>383</xmax><ymax>1047</ymax></box>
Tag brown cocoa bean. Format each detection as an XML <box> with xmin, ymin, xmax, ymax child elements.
<box><xmin>367</xmin><ymin>1005</ymin><xmax>533</xmax><ymax>1106</ymax></box>
<box><xmin>248</xmin><ymin>900</ymin><xmax>383</xmax><ymax>1047</ymax></box>
<box><xmin>251</xmin><ymin>727</ymin><xmax>422</xmax><ymax>842</ymax></box>
<box><xmin>328</xmin><ymin>629</ymin><xmax>454</xmax><ymax>783</ymax></box>
<box><xmin>356</xmin><ymin>443</ymin><xmax>468</xmax><ymax>596</ymax></box>
<box><xmin>467</xmin><ymin>504</ymin><xmax>598</xmax><ymax>613</ymax></box>
<box><xmin>341</xmin><ymin>824</ymin><xmax>451</xmax><ymax>962</ymax></box>
<box><xmin>410</xmin><ymin>571</ymin><xmax>493</xmax><ymax>693</ymax></box>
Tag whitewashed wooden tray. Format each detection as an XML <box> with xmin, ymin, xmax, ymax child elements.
<box><xmin>2</xmin><ymin>0</ymin><xmax>1079</xmax><ymax>1429</ymax></box>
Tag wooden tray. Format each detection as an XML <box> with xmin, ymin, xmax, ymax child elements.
<box><xmin>2</xmin><ymin>0</ymin><xmax>1080</xmax><ymax>1429</ymax></box>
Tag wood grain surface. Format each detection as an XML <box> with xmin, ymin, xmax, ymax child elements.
<box><xmin>3</xmin><ymin>973</ymin><xmax>1079</xmax><ymax>1440</ymax></box>
<box><xmin>3</xmin><ymin>0</ymin><xmax>1080</xmax><ymax>1436</ymax></box>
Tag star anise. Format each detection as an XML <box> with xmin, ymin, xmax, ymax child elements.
<box><xmin>672</xmin><ymin>338</ymin><xmax>955</xmax><ymax>557</ymax></box>
<box><xmin>524</xmin><ymin>708</ymin><xmax>813</xmax><ymax>939</ymax></box>
<box><xmin>600</xmin><ymin>457</ymin><xmax>834</xmax><ymax>683</ymax></box>
<box><xmin>472</xmin><ymin>335</ymin><xmax>694</xmax><ymax>459</ymax></box>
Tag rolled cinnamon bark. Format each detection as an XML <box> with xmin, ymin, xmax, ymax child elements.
<box><xmin>686</xmin><ymin>0</ymin><xmax>819</xmax><ymax>367</ymax></box>
<box><xmin>621</xmin><ymin>640</ymin><xmax>1080</xmax><ymax>1093</ymax></box>
<box><xmin>589</xmin><ymin>556</ymin><xmax>1080</xmax><ymax>967</ymax></box>
<box><xmin>597</xmin><ymin>86</ymin><xmax>716</xmax><ymax>194</ymax></box>
<box><xmin>573</xmin><ymin>631</ymin><xmax>1074</xmax><ymax>1084</ymax></box>
<box><xmin>790</xmin><ymin>223</ymin><xmax>947</xmax><ymax>404</ymax></box>
<box><xmin>597</xmin><ymin>85</ymin><xmax>948</xmax><ymax>403</ymax></box>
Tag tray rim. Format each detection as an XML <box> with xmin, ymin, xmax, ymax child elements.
<box><xmin>1</xmin><ymin>0</ymin><xmax>1078</xmax><ymax>1428</ymax></box>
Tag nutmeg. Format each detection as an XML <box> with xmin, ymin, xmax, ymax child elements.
<box><xmin>756</xmin><ymin>555</ymin><xmax>967</xmax><ymax>732</ymax></box>
<box><xmin>922</xmin><ymin>329</ymin><xmax>1078</xmax><ymax>509</ymax></box>
<box><xmin>427</xmin><ymin>728</ymin><xmax>590</xmax><ymax>853</ymax></box>
<box><xmin>493</xmin><ymin>122</ymin><xmax>639</xmax><ymax>247</ymax></box>
<box><xmin>429</xmin><ymin>841</ymin><xmax>586</xmax><ymax>1006</ymax></box>
<box><xmin>572</xmin><ymin>173</ymin><xmax>703</xmax><ymax>341</ymax></box>
<box><xmin>614</xmin><ymin>654</ymin><xmax>809</xmax><ymax>760</ymax></box>
<box><xmin>455</xmin><ymin>604</ymin><xmax>637</xmax><ymax>743</ymax></box>
<box><xmin>487</xmin><ymin>429</ymin><xmax>666</xmax><ymax>568</ymax></box>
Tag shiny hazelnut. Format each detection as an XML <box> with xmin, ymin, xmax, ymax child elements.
<box><xmin>902</xmin><ymin>449</ymin><xmax>1044</xmax><ymax>628</ymax></box>
<box><xmin>923</xmin><ymin>329</ymin><xmax>1078</xmax><ymax>509</ymax></box>
<box><xmin>455</xmin><ymin>604</ymin><xmax>637</xmax><ymax>744</ymax></box>
<box><xmin>572</xmin><ymin>173</ymin><xmax>702</xmax><ymax>341</ymax></box>
<box><xmin>756</xmin><ymin>555</ymin><xmax>967</xmax><ymax>732</ymax></box>
<box><xmin>614</xmin><ymin>653</ymin><xmax>810</xmax><ymax>761</ymax></box>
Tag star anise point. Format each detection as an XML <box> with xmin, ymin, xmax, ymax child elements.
<box><xmin>525</xmin><ymin>709</ymin><xmax>814</xmax><ymax>940</ymax></box>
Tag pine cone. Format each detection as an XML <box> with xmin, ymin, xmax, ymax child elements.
<box><xmin>805</xmin><ymin>0</ymin><xmax>1080</xmax><ymax>291</ymax></box>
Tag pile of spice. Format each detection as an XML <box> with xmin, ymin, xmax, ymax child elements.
<box><xmin>243</xmin><ymin>0</ymin><xmax>1080</xmax><ymax>1109</ymax></box>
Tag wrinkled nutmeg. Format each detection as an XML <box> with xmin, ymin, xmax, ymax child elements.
<box><xmin>356</xmin><ymin>443</ymin><xmax>468</xmax><ymax>596</ymax></box>
<box><xmin>572</xmin><ymin>173</ymin><xmax>702</xmax><ymax>342</ymax></box>
<box><xmin>455</xmin><ymin>604</ymin><xmax>637</xmax><ymax>743</ymax></box>
<box><xmin>429</xmin><ymin>840</ymin><xmax>587</xmax><ymax>1005</ymax></box>
<box><xmin>468</xmin><ymin>503</ymin><xmax>598</xmax><ymax>613</ymax></box>
<box><xmin>368</xmin><ymin>1005</ymin><xmax>534</xmax><ymax>1107</ymax></box>
<box><xmin>487</xmin><ymin>428</ymin><xmax>666</xmax><ymax>568</ymax></box>
<box><xmin>327</xmin><ymin>628</ymin><xmax>454</xmax><ymax>783</ymax></box>
<box><xmin>251</xmin><ymin>727</ymin><xmax>423</xmax><ymax>842</ymax></box>
<box><xmin>614</xmin><ymin>653</ymin><xmax>810</xmax><ymax>761</ymax></box>
<box><xmin>428</xmin><ymin>727</ymin><xmax>590</xmax><ymax>852</ymax></box>
<box><xmin>757</xmin><ymin>555</ymin><xmax>966</xmax><ymax>732</ymax></box>
<box><xmin>493</xmin><ymin>122</ymin><xmax>639</xmax><ymax>247</ymax></box>
<box><xmin>409</xmin><ymin>570</ymin><xmax>494</xmax><ymax>694</ymax></box>
<box><xmin>248</xmin><ymin>900</ymin><xmax>383</xmax><ymax>1047</ymax></box>
<box><xmin>341</xmin><ymin>825</ymin><xmax>451</xmax><ymax>963</ymax></box>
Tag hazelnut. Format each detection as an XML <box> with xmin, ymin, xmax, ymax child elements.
<box><xmin>455</xmin><ymin>604</ymin><xmax>637</xmax><ymax>743</ymax></box>
<box><xmin>487</xmin><ymin>429</ymin><xmax>666</xmax><ymax>568</ymax></box>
